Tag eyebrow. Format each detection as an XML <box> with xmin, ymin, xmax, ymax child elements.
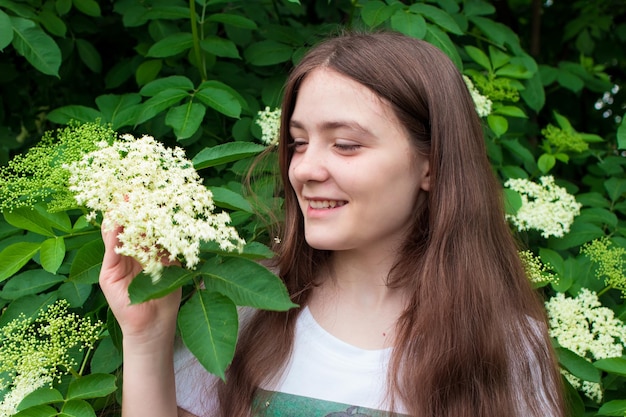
<box><xmin>289</xmin><ymin>119</ymin><xmax>374</xmax><ymax>137</ymax></box>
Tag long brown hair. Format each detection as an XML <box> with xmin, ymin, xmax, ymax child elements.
<box><xmin>218</xmin><ymin>30</ymin><xmax>565</xmax><ymax>417</ymax></box>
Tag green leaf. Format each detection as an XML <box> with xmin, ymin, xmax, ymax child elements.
<box><xmin>91</xmin><ymin>336</ymin><xmax>122</xmax><ymax>373</ymax></box>
<box><xmin>200</xmin><ymin>36</ymin><xmax>240</xmax><ymax>59</ymax></box>
<box><xmin>464</xmin><ymin>45</ymin><xmax>491</xmax><ymax>71</ymax></box>
<box><xmin>128</xmin><ymin>267</ymin><xmax>195</xmax><ymax>303</ymax></box>
<box><xmin>487</xmin><ymin>114</ymin><xmax>508</xmax><ymax>137</ymax></box>
<box><xmin>0</xmin><ymin>269</ymin><xmax>65</xmax><ymax>299</ymax></box>
<box><xmin>390</xmin><ymin>10</ymin><xmax>427</xmax><ymax>39</ymax></box>
<box><xmin>147</xmin><ymin>32</ymin><xmax>194</xmax><ymax>58</ymax></box>
<box><xmin>0</xmin><ymin>242</ymin><xmax>42</xmax><ymax>283</ymax></box>
<box><xmin>40</xmin><ymin>236</ymin><xmax>65</xmax><ymax>273</ymax></box>
<box><xmin>47</xmin><ymin>105</ymin><xmax>102</xmax><ymax>124</ymax></box>
<box><xmin>577</xmin><ymin>207</ymin><xmax>618</xmax><ymax>228</ymax></box>
<box><xmin>14</xmin><ymin>405</ymin><xmax>58</xmax><ymax>417</ymax></box>
<box><xmin>95</xmin><ymin>93</ymin><xmax>142</xmax><ymax>130</ymax></box>
<box><xmin>361</xmin><ymin>1</ymin><xmax>394</xmax><ymax>28</ymax></box>
<box><xmin>463</xmin><ymin>0</ymin><xmax>495</xmax><ymax>17</ymax></box>
<box><xmin>200</xmin><ymin>241</ymin><xmax>275</xmax><ymax>260</ymax></box>
<box><xmin>548</xmin><ymin>221</ymin><xmax>604</xmax><ymax>250</ymax></box>
<box><xmin>57</xmin><ymin>281</ymin><xmax>92</xmax><ymax>307</ymax></box>
<box><xmin>166</xmin><ymin>101</ymin><xmax>206</xmax><ymax>140</ymax></box>
<box><xmin>0</xmin><ymin>10</ymin><xmax>13</xmax><ymax>50</ymax></box>
<box><xmin>520</xmin><ymin>72</ymin><xmax>545</xmax><ymax>112</ymax></box>
<box><xmin>244</xmin><ymin>40</ymin><xmax>293</xmax><ymax>66</ymax></box>
<box><xmin>196</xmin><ymin>82</ymin><xmax>241</xmax><ymax>118</ymax></box>
<box><xmin>76</xmin><ymin>38</ymin><xmax>102</xmax><ymax>72</ymax></box>
<box><xmin>556</xmin><ymin>67</ymin><xmax>584</xmax><ymax>93</ymax></box>
<box><xmin>495</xmin><ymin>63</ymin><xmax>532</xmax><ymax>79</ymax></box>
<box><xmin>617</xmin><ymin>114</ymin><xmax>626</xmax><ymax>150</ymax></box>
<box><xmin>178</xmin><ymin>290</ymin><xmax>238</xmax><ymax>380</ymax></box>
<box><xmin>207</xmin><ymin>13</ymin><xmax>258</xmax><ymax>29</ymax></box>
<box><xmin>538</xmin><ymin>248</ymin><xmax>565</xmax><ymax>277</ymax></box>
<box><xmin>488</xmin><ymin>45</ymin><xmax>510</xmax><ymax>70</ymax></box>
<box><xmin>537</xmin><ymin>153</ymin><xmax>556</xmax><ymax>173</ymax></box>
<box><xmin>140</xmin><ymin>75</ymin><xmax>194</xmax><ymax>97</ymax></box>
<box><xmin>69</xmin><ymin>238</ymin><xmax>104</xmax><ymax>284</ymax></box>
<box><xmin>72</xmin><ymin>0</ymin><xmax>101</xmax><ymax>16</ymax></box>
<box><xmin>0</xmin><ymin>293</ymin><xmax>57</xmax><ymax>326</ymax></box>
<box><xmin>135</xmin><ymin>59</ymin><xmax>163</xmax><ymax>87</ymax></box>
<box><xmin>17</xmin><ymin>387</ymin><xmax>64</xmax><ymax>409</ymax></box>
<box><xmin>409</xmin><ymin>3</ymin><xmax>463</xmax><ymax>35</ymax></box>
<box><xmin>501</xmin><ymin>139</ymin><xmax>535</xmax><ymax>167</ymax></box>
<box><xmin>10</xmin><ymin>16</ymin><xmax>62</xmax><ymax>76</ymax></box>
<box><xmin>66</xmin><ymin>374</ymin><xmax>117</xmax><ymax>400</ymax></box>
<box><xmin>4</xmin><ymin>205</ymin><xmax>71</xmax><ymax>236</ymax></box>
<box><xmin>192</xmin><ymin>142</ymin><xmax>265</xmax><ymax>170</ymax></box>
<box><xmin>555</xmin><ymin>347</ymin><xmax>600</xmax><ymax>383</ymax></box>
<box><xmin>469</xmin><ymin>16</ymin><xmax>512</xmax><ymax>48</ymax></box>
<box><xmin>598</xmin><ymin>400</ymin><xmax>626</xmax><ymax>416</ymax></box>
<box><xmin>136</xmin><ymin>88</ymin><xmax>190</xmax><ymax>124</ymax></box>
<box><xmin>604</xmin><ymin>177</ymin><xmax>626</xmax><ymax>203</ymax></box>
<box><xmin>208</xmin><ymin>187</ymin><xmax>253</xmax><ymax>213</ymax></box>
<box><xmin>56</xmin><ymin>0</ymin><xmax>72</xmax><ymax>15</ymax></box>
<box><xmin>503</xmin><ymin>188</ymin><xmax>522</xmax><ymax>216</ymax></box>
<box><xmin>201</xmin><ymin>257</ymin><xmax>296</xmax><ymax>311</ymax></box>
<box><xmin>38</xmin><ymin>10</ymin><xmax>66</xmax><ymax>37</ymax></box>
<box><xmin>424</xmin><ymin>25</ymin><xmax>462</xmax><ymax>70</ymax></box>
<box><xmin>593</xmin><ymin>357</ymin><xmax>626</xmax><ymax>377</ymax></box>
<box><xmin>58</xmin><ymin>399</ymin><xmax>96</xmax><ymax>417</ymax></box>
<box><xmin>492</xmin><ymin>105</ymin><xmax>526</xmax><ymax>118</ymax></box>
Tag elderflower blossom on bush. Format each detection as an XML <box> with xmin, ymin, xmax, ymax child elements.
<box><xmin>463</xmin><ymin>75</ymin><xmax>492</xmax><ymax>117</ymax></box>
<box><xmin>545</xmin><ymin>289</ymin><xmax>626</xmax><ymax>402</ymax></box>
<box><xmin>255</xmin><ymin>106</ymin><xmax>281</xmax><ymax>146</ymax></box>
<box><xmin>504</xmin><ymin>176</ymin><xmax>582</xmax><ymax>238</ymax></box>
<box><xmin>519</xmin><ymin>250</ymin><xmax>558</xmax><ymax>286</ymax></box>
<box><xmin>0</xmin><ymin>300</ymin><xmax>102</xmax><ymax>417</ymax></box>
<box><xmin>66</xmin><ymin>134</ymin><xmax>245</xmax><ymax>281</ymax></box>
<box><xmin>582</xmin><ymin>238</ymin><xmax>626</xmax><ymax>296</ymax></box>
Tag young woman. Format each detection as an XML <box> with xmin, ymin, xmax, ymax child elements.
<box><xmin>99</xmin><ymin>31</ymin><xmax>565</xmax><ymax>417</ymax></box>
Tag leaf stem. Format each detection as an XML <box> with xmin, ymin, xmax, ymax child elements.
<box><xmin>189</xmin><ymin>0</ymin><xmax>207</xmax><ymax>81</ymax></box>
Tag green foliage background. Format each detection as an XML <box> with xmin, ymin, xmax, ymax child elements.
<box><xmin>1</xmin><ymin>0</ymin><xmax>626</xmax><ymax>416</ymax></box>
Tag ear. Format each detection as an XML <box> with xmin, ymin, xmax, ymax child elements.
<box><xmin>418</xmin><ymin>160</ymin><xmax>430</xmax><ymax>192</ymax></box>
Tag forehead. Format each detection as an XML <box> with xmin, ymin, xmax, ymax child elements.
<box><xmin>290</xmin><ymin>68</ymin><xmax>401</xmax><ymax>135</ymax></box>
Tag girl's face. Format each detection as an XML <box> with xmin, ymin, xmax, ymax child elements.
<box><xmin>288</xmin><ymin>68</ymin><xmax>430</xmax><ymax>256</ymax></box>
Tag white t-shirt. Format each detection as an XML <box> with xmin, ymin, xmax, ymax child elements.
<box><xmin>174</xmin><ymin>306</ymin><xmax>404</xmax><ymax>416</ymax></box>
<box><xmin>174</xmin><ymin>307</ymin><xmax>560</xmax><ymax>417</ymax></box>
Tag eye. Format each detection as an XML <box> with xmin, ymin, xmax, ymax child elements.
<box><xmin>289</xmin><ymin>139</ymin><xmax>308</xmax><ymax>152</ymax></box>
<box><xmin>333</xmin><ymin>140</ymin><xmax>361</xmax><ymax>152</ymax></box>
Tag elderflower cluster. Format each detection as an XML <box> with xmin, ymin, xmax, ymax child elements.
<box><xmin>542</xmin><ymin>124</ymin><xmax>589</xmax><ymax>153</ymax></box>
<box><xmin>255</xmin><ymin>106</ymin><xmax>281</xmax><ymax>146</ymax></box>
<box><xmin>0</xmin><ymin>300</ymin><xmax>102</xmax><ymax>416</ymax></box>
<box><xmin>0</xmin><ymin>122</ymin><xmax>114</xmax><ymax>213</ymax></box>
<box><xmin>519</xmin><ymin>250</ymin><xmax>558</xmax><ymax>285</ymax></box>
<box><xmin>66</xmin><ymin>134</ymin><xmax>245</xmax><ymax>281</ymax></box>
<box><xmin>463</xmin><ymin>75</ymin><xmax>492</xmax><ymax>117</ymax></box>
<box><xmin>504</xmin><ymin>176</ymin><xmax>582</xmax><ymax>238</ymax></box>
<box><xmin>582</xmin><ymin>238</ymin><xmax>626</xmax><ymax>296</ymax></box>
<box><xmin>545</xmin><ymin>289</ymin><xmax>626</xmax><ymax>402</ymax></box>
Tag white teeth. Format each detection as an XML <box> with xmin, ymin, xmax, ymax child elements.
<box><xmin>309</xmin><ymin>200</ymin><xmax>346</xmax><ymax>209</ymax></box>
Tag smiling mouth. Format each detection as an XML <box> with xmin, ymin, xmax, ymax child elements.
<box><xmin>308</xmin><ymin>200</ymin><xmax>347</xmax><ymax>209</ymax></box>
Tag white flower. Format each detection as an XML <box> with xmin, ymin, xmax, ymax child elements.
<box><xmin>463</xmin><ymin>75</ymin><xmax>492</xmax><ymax>117</ymax></box>
<box><xmin>545</xmin><ymin>288</ymin><xmax>626</xmax><ymax>401</ymax></box>
<box><xmin>255</xmin><ymin>106</ymin><xmax>281</xmax><ymax>146</ymax></box>
<box><xmin>66</xmin><ymin>134</ymin><xmax>245</xmax><ymax>281</ymax></box>
<box><xmin>504</xmin><ymin>176</ymin><xmax>581</xmax><ymax>238</ymax></box>
<box><xmin>0</xmin><ymin>370</ymin><xmax>52</xmax><ymax>417</ymax></box>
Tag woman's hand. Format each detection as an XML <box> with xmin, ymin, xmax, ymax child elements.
<box><xmin>99</xmin><ymin>224</ymin><xmax>182</xmax><ymax>345</ymax></box>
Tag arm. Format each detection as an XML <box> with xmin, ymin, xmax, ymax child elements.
<box><xmin>99</xmin><ymin>225</ymin><xmax>182</xmax><ymax>417</ymax></box>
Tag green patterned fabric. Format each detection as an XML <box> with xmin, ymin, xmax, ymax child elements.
<box><xmin>252</xmin><ymin>389</ymin><xmax>408</xmax><ymax>417</ymax></box>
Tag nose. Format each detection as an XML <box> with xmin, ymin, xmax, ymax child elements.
<box><xmin>289</xmin><ymin>143</ymin><xmax>330</xmax><ymax>184</ymax></box>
